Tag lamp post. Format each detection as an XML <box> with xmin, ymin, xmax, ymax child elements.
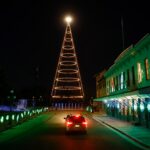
<box><xmin>7</xmin><ymin>89</ymin><xmax>16</xmax><ymax>112</ymax></box>
<box><xmin>32</xmin><ymin>96</ymin><xmax>35</xmax><ymax>107</ymax></box>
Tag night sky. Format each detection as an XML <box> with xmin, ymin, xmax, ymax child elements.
<box><xmin>0</xmin><ymin>0</ymin><xmax>150</xmax><ymax>99</ymax></box>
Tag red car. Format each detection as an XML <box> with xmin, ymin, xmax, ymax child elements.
<box><xmin>64</xmin><ymin>114</ymin><xmax>87</xmax><ymax>134</ymax></box>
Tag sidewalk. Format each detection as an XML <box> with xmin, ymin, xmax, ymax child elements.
<box><xmin>91</xmin><ymin>113</ymin><xmax>150</xmax><ymax>149</ymax></box>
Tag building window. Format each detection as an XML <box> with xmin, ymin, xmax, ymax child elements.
<box><xmin>137</xmin><ymin>63</ymin><xmax>142</xmax><ymax>83</ymax></box>
<box><xmin>118</xmin><ymin>74</ymin><xmax>121</xmax><ymax>90</ymax></box>
<box><xmin>106</xmin><ymin>80</ymin><xmax>110</xmax><ymax>95</ymax></box>
<box><xmin>108</xmin><ymin>80</ymin><xmax>110</xmax><ymax>93</ymax></box>
<box><xmin>111</xmin><ymin>77</ymin><xmax>115</xmax><ymax>92</ymax></box>
<box><xmin>115</xmin><ymin>76</ymin><xmax>118</xmax><ymax>91</ymax></box>
<box><xmin>127</xmin><ymin>69</ymin><xmax>130</xmax><ymax>87</ymax></box>
<box><xmin>132</xmin><ymin>66</ymin><xmax>135</xmax><ymax>85</ymax></box>
<box><xmin>121</xmin><ymin>72</ymin><xmax>124</xmax><ymax>89</ymax></box>
<box><xmin>113</xmin><ymin>77</ymin><xmax>116</xmax><ymax>91</ymax></box>
<box><xmin>145</xmin><ymin>58</ymin><xmax>150</xmax><ymax>80</ymax></box>
<box><xmin>123</xmin><ymin>72</ymin><xmax>126</xmax><ymax>88</ymax></box>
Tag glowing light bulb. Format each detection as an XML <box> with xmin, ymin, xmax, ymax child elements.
<box><xmin>65</xmin><ymin>16</ymin><xmax>72</xmax><ymax>24</ymax></box>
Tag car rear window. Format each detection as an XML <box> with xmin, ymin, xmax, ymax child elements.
<box><xmin>69</xmin><ymin>116</ymin><xmax>85</xmax><ymax>123</ymax></box>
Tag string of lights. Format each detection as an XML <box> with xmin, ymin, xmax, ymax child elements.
<box><xmin>51</xmin><ymin>16</ymin><xmax>84</xmax><ymax>100</ymax></box>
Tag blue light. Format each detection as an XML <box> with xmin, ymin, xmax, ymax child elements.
<box><xmin>117</xmin><ymin>103</ymin><xmax>120</xmax><ymax>109</ymax></box>
<box><xmin>140</xmin><ymin>103</ymin><xmax>144</xmax><ymax>112</ymax></box>
<box><xmin>147</xmin><ymin>104</ymin><xmax>150</xmax><ymax>112</ymax></box>
<box><xmin>134</xmin><ymin>104</ymin><xmax>137</xmax><ymax>111</ymax></box>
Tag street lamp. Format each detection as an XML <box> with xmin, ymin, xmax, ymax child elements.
<box><xmin>7</xmin><ymin>89</ymin><xmax>16</xmax><ymax>111</ymax></box>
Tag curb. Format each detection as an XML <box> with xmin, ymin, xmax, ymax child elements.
<box><xmin>92</xmin><ymin>116</ymin><xmax>150</xmax><ymax>149</ymax></box>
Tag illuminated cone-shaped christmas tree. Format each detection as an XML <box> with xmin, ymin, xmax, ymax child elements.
<box><xmin>51</xmin><ymin>16</ymin><xmax>84</xmax><ymax>100</ymax></box>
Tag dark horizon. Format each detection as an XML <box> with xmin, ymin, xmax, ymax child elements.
<box><xmin>0</xmin><ymin>0</ymin><xmax>150</xmax><ymax>99</ymax></box>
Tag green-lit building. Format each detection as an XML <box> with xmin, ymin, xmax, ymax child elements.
<box><xmin>94</xmin><ymin>34</ymin><xmax>150</xmax><ymax>127</ymax></box>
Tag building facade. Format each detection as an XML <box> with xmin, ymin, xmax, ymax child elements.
<box><xmin>94</xmin><ymin>34</ymin><xmax>150</xmax><ymax>127</ymax></box>
<box><xmin>96</xmin><ymin>70</ymin><xmax>107</xmax><ymax>98</ymax></box>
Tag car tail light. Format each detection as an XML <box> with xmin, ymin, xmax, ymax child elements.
<box><xmin>67</xmin><ymin>121</ymin><xmax>73</xmax><ymax>126</ymax></box>
<box><xmin>82</xmin><ymin>121</ymin><xmax>87</xmax><ymax>125</ymax></box>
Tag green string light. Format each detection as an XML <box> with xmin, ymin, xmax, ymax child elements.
<box><xmin>12</xmin><ymin>115</ymin><xmax>15</xmax><ymax>120</ymax></box>
<box><xmin>6</xmin><ymin>115</ymin><xmax>9</xmax><ymax>120</ymax></box>
<box><xmin>0</xmin><ymin>116</ymin><xmax>4</xmax><ymax>123</ymax></box>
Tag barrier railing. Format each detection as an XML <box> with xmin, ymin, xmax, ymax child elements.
<box><xmin>0</xmin><ymin>107</ymin><xmax>49</xmax><ymax>132</ymax></box>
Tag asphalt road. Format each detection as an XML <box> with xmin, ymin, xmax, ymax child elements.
<box><xmin>0</xmin><ymin>111</ymin><xmax>143</xmax><ymax>150</ymax></box>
